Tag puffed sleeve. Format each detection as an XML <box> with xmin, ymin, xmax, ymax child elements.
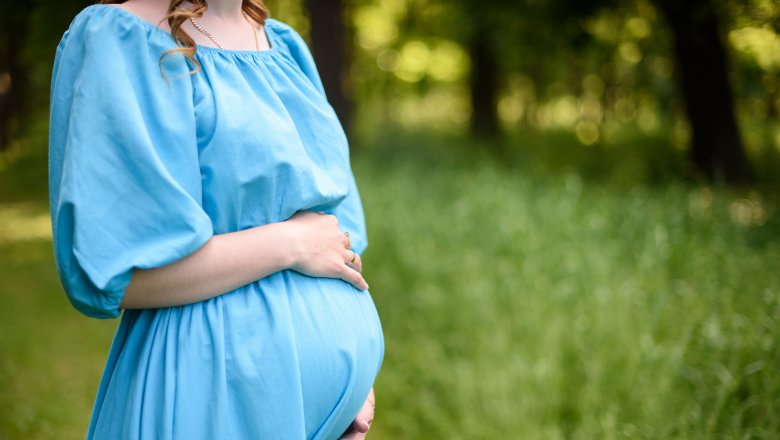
<box><xmin>270</xmin><ymin>19</ymin><xmax>369</xmax><ymax>255</ymax></box>
<box><xmin>268</xmin><ymin>19</ymin><xmax>327</xmax><ymax>99</ymax></box>
<box><xmin>48</xmin><ymin>7</ymin><xmax>214</xmax><ymax>319</ymax></box>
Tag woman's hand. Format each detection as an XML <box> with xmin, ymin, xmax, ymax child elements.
<box><xmin>340</xmin><ymin>388</ymin><xmax>375</xmax><ymax>439</ymax></box>
<box><xmin>284</xmin><ymin>211</ymin><xmax>368</xmax><ymax>290</ymax></box>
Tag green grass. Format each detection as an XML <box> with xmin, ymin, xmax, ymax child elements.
<box><xmin>1</xmin><ymin>132</ymin><xmax>779</xmax><ymax>439</ymax></box>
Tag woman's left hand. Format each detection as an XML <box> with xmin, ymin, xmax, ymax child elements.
<box><xmin>340</xmin><ymin>388</ymin><xmax>375</xmax><ymax>439</ymax></box>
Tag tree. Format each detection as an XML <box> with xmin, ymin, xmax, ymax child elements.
<box><xmin>457</xmin><ymin>0</ymin><xmax>610</xmax><ymax>141</ymax></box>
<box><xmin>0</xmin><ymin>0</ymin><xmax>91</xmax><ymax>150</ymax></box>
<box><xmin>468</xmin><ymin>22</ymin><xmax>500</xmax><ymax>139</ymax></box>
<box><xmin>0</xmin><ymin>1</ymin><xmax>34</xmax><ymax>150</ymax></box>
<box><xmin>304</xmin><ymin>0</ymin><xmax>352</xmax><ymax>136</ymax></box>
<box><xmin>651</xmin><ymin>0</ymin><xmax>752</xmax><ymax>181</ymax></box>
<box><xmin>446</xmin><ymin>0</ymin><xmax>506</xmax><ymax>141</ymax></box>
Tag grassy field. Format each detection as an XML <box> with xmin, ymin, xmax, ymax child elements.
<box><xmin>1</xmin><ymin>132</ymin><xmax>779</xmax><ymax>439</ymax></box>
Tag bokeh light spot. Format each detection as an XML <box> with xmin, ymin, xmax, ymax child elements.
<box><xmin>575</xmin><ymin>121</ymin><xmax>600</xmax><ymax>145</ymax></box>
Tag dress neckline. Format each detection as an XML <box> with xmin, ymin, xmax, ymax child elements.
<box><xmin>92</xmin><ymin>4</ymin><xmax>280</xmax><ymax>58</ymax></box>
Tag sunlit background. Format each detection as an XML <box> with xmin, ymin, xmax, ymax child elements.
<box><xmin>1</xmin><ymin>0</ymin><xmax>779</xmax><ymax>438</ymax></box>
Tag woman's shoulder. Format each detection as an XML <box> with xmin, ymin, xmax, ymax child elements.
<box><xmin>53</xmin><ymin>5</ymin><xmax>191</xmax><ymax>90</ymax></box>
<box><xmin>264</xmin><ymin>17</ymin><xmax>294</xmax><ymax>33</ymax></box>
<box><xmin>264</xmin><ymin>18</ymin><xmax>306</xmax><ymax>47</ymax></box>
<box><xmin>61</xmin><ymin>4</ymin><xmax>173</xmax><ymax>51</ymax></box>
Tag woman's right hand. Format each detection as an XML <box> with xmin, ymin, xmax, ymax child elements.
<box><xmin>284</xmin><ymin>211</ymin><xmax>369</xmax><ymax>290</ymax></box>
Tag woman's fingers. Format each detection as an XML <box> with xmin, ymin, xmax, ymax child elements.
<box><xmin>339</xmin><ymin>389</ymin><xmax>375</xmax><ymax>440</ymax></box>
<box><xmin>352</xmin><ymin>253</ymin><xmax>362</xmax><ymax>273</ymax></box>
<box><xmin>339</xmin><ymin>429</ymin><xmax>367</xmax><ymax>440</ymax></box>
<box><xmin>344</xmin><ymin>249</ymin><xmax>363</xmax><ymax>273</ymax></box>
<box><xmin>353</xmin><ymin>389</ymin><xmax>375</xmax><ymax>432</ymax></box>
<box><xmin>343</xmin><ymin>230</ymin><xmax>351</xmax><ymax>249</ymax></box>
<box><xmin>341</xmin><ymin>263</ymin><xmax>368</xmax><ymax>290</ymax></box>
<box><xmin>342</xmin><ymin>249</ymin><xmax>366</xmax><ymax>290</ymax></box>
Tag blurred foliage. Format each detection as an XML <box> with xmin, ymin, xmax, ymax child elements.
<box><xmin>2</xmin><ymin>0</ymin><xmax>779</xmax><ymax>178</ymax></box>
<box><xmin>360</xmin><ymin>138</ymin><xmax>780</xmax><ymax>438</ymax></box>
<box><xmin>340</xmin><ymin>0</ymin><xmax>778</xmax><ymax>180</ymax></box>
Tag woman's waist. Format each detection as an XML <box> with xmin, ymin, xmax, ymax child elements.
<box><xmin>129</xmin><ymin>271</ymin><xmax>383</xmax><ymax>365</ymax></box>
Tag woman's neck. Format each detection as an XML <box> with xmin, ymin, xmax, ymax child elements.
<box><xmin>200</xmin><ymin>0</ymin><xmax>244</xmax><ymax>20</ymax></box>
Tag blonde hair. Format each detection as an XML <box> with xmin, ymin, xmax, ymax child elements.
<box><xmin>99</xmin><ymin>0</ymin><xmax>270</xmax><ymax>72</ymax></box>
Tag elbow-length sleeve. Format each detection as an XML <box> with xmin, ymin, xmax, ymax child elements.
<box><xmin>48</xmin><ymin>9</ymin><xmax>214</xmax><ymax>319</ymax></box>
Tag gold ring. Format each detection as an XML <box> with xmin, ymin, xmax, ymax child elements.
<box><xmin>350</xmin><ymin>250</ymin><xmax>356</xmax><ymax>264</ymax></box>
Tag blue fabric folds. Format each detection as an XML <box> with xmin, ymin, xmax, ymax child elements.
<box><xmin>49</xmin><ymin>9</ymin><xmax>214</xmax><ymax>319</ymax></box>
<box><xmin>49</xmin><ymin>5</ymin><xmax>383</xmax><ymax>439</ymax></box>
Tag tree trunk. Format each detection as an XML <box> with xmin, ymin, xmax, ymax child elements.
<box><xmin>0</xmin><ymin>4</ymin><xmax>32</xmax><ymax>151</ymax></box>
<box><xmin>654</xmin><ymin>0</ymin><xmax>752</xmax><ymax>182</ymax></box>
<box><xmin>468</xmin><ymin>25</ymin><xmax>500</xmax><ymax>139</ymax></box>
<box><xmin>304</xmin><ymin>0</ymin><xmax>352</xmax><ymax>137</ymax></box>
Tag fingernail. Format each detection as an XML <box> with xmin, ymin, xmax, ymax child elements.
<box><xmin>361</xmin><ymin>421</ymin><xmax>371</xmax><ymax>430</ymax></box>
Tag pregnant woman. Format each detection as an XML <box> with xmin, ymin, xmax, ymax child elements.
<box><xmin>48</xmin><ymin>0</ymin><xmax>384</xmax><ymax>438</ymax></box>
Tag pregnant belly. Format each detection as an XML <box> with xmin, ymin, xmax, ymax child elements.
<box><xmin>223</xmin><ymin>270</ymin><xmax>385</xmax><ymax>439</ymax></box>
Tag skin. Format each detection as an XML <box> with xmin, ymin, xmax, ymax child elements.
<box><xmin>110</xmin><ymin>1</ymin><xmax>376</xmax><ymax>437</ymax></box>
<box><xmin>341</xmin><ymin>388</ymin><xmax>376</xmax><ymax>439</ymax></box>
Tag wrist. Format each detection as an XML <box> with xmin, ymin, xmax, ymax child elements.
<box><xmin>271</xmin><ymin>219</ymin><xmax>301</xmax><ymax>270</ymax></box>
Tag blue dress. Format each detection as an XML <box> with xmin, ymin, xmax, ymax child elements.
<box><xmin>48</xmin><ymin>5</ymin><xmax>383</xmax><ymax>439</ymax></box>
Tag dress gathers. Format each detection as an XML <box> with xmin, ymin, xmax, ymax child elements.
<box><xmin>48</xmin><ymin>5</ymin><xmax>384</xmax><ymax>439</ymax></box>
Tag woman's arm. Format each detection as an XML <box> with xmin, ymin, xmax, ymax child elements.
<box><xmin>120</xmin><ymin>211</ymin><xmax>367</xmax><ymax>309</ymax></box>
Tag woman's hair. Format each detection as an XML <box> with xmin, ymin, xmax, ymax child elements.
<box><xmin>99</xmin><ymin>0</ymin><xmax>270</xmax><ymax>72</ymax></box>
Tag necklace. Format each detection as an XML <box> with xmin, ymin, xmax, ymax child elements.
<box><xmin>189</xmin><ymin>13</ymin><xmax>260</xmax><ymax>50</ymax></box>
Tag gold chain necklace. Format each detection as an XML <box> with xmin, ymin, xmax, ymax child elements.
<box><xmin>189</xmin><ymin>13</ymin><xmax>259</xmax><ymax>50</ymax></box>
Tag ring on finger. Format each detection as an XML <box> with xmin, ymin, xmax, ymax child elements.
<box><xmin>343</xmin><ymin>231</ymin><xmax>351</xmax><ymax>249</ymax></box>
<box><xmin>350</xmin><ymin>250</ymin><xmax>356</xmax><ymax>264</ymax></box>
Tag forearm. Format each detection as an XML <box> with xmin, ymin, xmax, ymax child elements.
<box><xmin>120</xmin><ymin>222</ymin><xmax>294</xmax><ymax>309</ymax></box>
